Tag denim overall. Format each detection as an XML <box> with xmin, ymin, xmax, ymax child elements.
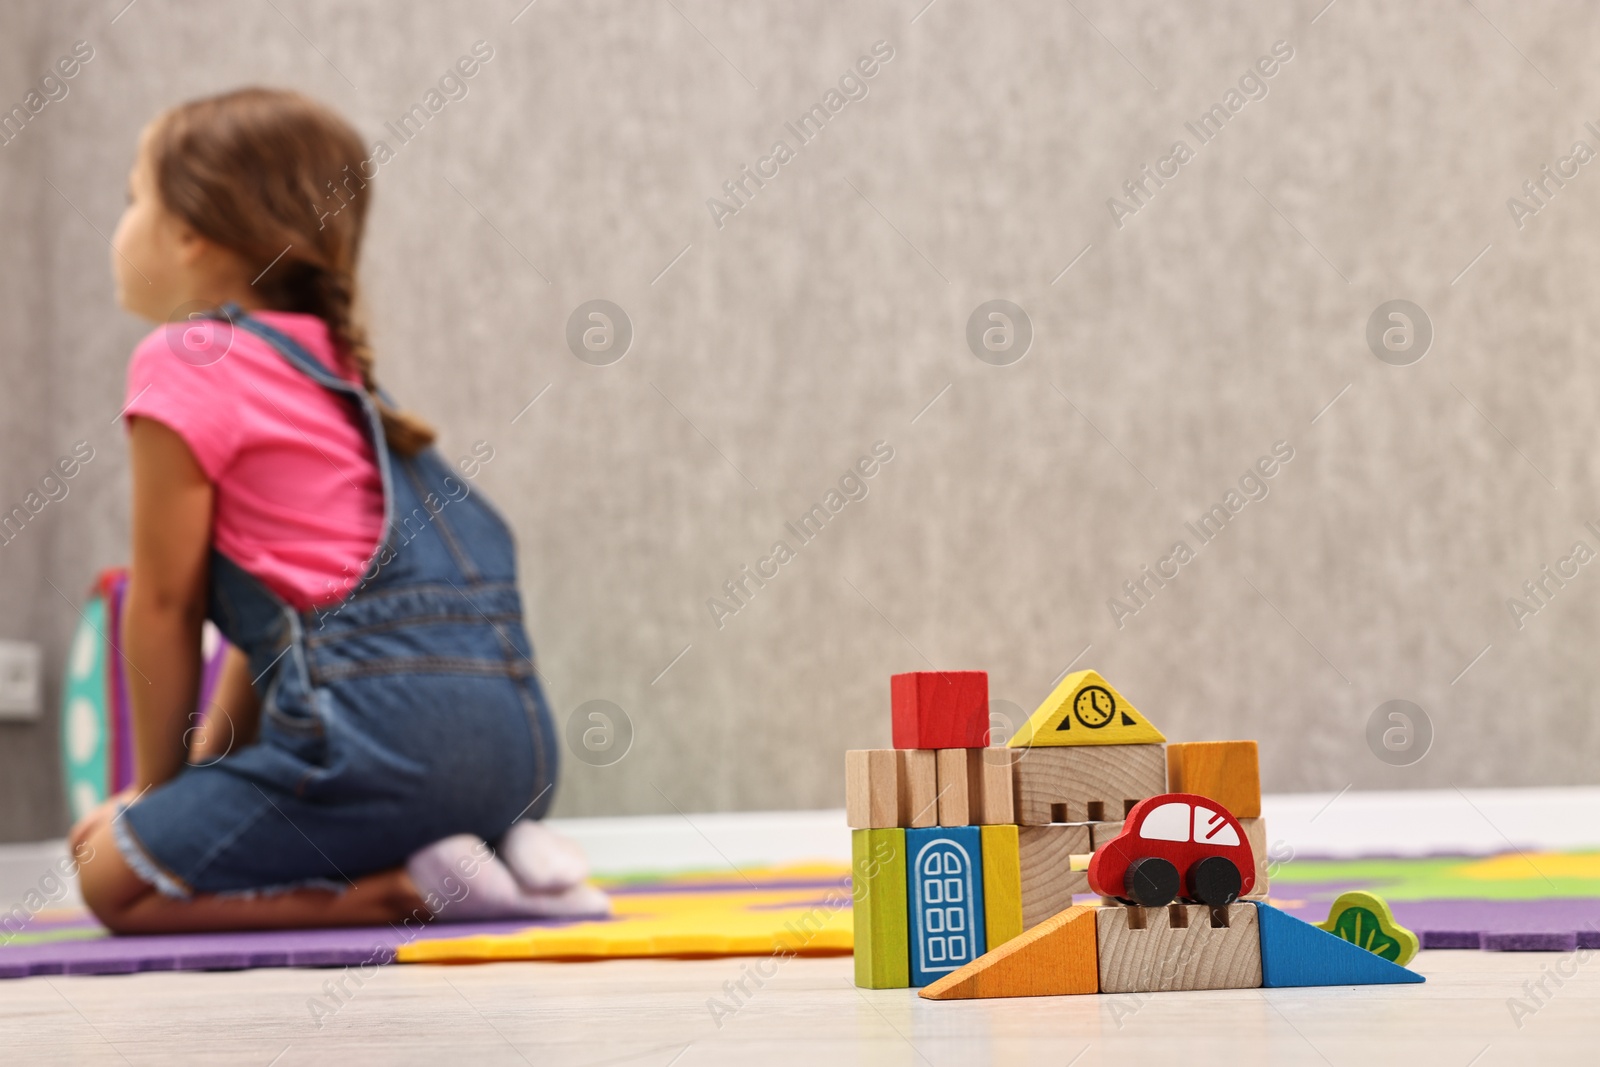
<box><xmin>116</xmin><ymin>308</ymin><xmax>557</xmax><ymax>897</ymax></box>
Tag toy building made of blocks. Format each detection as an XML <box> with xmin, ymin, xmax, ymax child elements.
<box><xmin>848</xmin><ymin>668</ymin><xmax>1424</xmax><ymax>996</ymax></box>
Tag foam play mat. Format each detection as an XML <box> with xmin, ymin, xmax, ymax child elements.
<box><xmin>1273</xmin><ymin>851</ymin><xmax>1600</xmax><ymax>949</ymax></box>
<box><xmin>0</xmin><ymin>864</ymin><xmax>853</xmax><ymax>978</ymax></box>
<box><xmin>398</xmin><ymin>865</ymin><xmax>853</xmax><ymax>963</ymax></box>
<box><xmin>5</xmin><ymin>853</ymin><xmax>1600</xmax><ymax>977</ymax></box>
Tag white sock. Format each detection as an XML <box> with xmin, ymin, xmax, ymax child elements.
<box><xmin>405</xmin><ymin>834</ymin><xmax>548</xmax><ymax>921</ymax></box>
<box><xmin>514</xmin><ymin>881</ymin><xmax>612</xmax><ymax>918</ymax></box>
<box><xmin>405</xmin><ymin>834</ymin><xmax>610</xmax><ymax>922</ymax></box>
<box><xmin>496</xmin><ymin>820</ymin><xmax>590</xmax><ymax>893</ymax></box>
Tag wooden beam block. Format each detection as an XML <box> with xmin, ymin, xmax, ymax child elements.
<box><xmin>907</xmin><ymin>826</ymin><xmax>987</xmax><ymax>986</ymax></box>
<box><xmin>975</xmin><ymin>751</ymin><xmax>1014</xmax><ymax>824</ymax></box>
<box><xmin>891</xmin><ymin>671</ymin><xmax>989</xmax><ymax>749</ymax></box>
<box><xmin>1018</xmin><ymin>824</ymin><xmax>1091</xmax><ymax>929</ymax></box>
<box><xmin>1240</xmin><ymin>816</ymin><xmax>1269</xmax><ymax>900</ymax></box>
<box><xmin>1089</xmin><ymin>820</ymin><xmax>1124</xmax><ymax>850</ymax></box>
<box><xmin>980</xmin><ymin>824</ymin><xmax>1023</xmax><ymax>950</ymax></box>
<box><xmin>851</xmin><ymin>828</ymin><xmax>909</xmax><ymax>988</ymax></box>
<box><xmin>847</xmin><ymin>750</ymin><xmax>938</xmax><ymax>828</ymax></box>
<box><xmin>935</xmin><ymin>749</ymin><xmax>1015</xmax><ymax>826</ymax></box>
<box><xmin>935</xmin><ymin>749</ymin><xmax>974</xmax><ymax>827</ymax></box>
<box><xmin>1007</xmin><ymin>670</ymin><xmax>1165</xmax><ymax>748</ymax></box>
<box><xmin>1012</xmin><ymin>745</ymin><xmax>1166</xmax><ymax>825</ymax></box>
<box><xmin>1257</xmin><ymin>902</ymin><xmax>1424</xmax><ymax>987</ymax></box>
<box><xmin>846</xmin><ymin>750</ymin><xmax>899</xmax><ymax>829</ymax></box>
<box><xmin>1166</xmin><ymin>741</ymin><xmax>1261</xmax><ymax>819</ymax></box>
<box><xmin>919</xmin><ymin>904</ymin><xmax>1099</xmax><ymax>999</ymax></box>
<box><xmin>897</xmin><ymin>749</ymin><xmax>938</xmax><ymax>828</ymax></box>
<box><xmin>1095</xmin><ymin>903</ymin><xmax>1262</xmax><ymax>993</ymax></box>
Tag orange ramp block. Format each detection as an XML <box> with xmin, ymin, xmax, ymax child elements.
<box><xmin>918</xmin><ymin>905</ymin><xmax>1099</xmax><ymax>1000</ymax></box>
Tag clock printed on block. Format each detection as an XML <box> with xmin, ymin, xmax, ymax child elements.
<box><xmin>1070</xmin><ymin>685</ymin><xmax>1116</xmax><ymax>729</ymax></box>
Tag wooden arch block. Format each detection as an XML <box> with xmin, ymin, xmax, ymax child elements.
<box><xmin>1096</xmin><ymin>903</ymin><xmax>1261</xmax><ymax>993</ymax></box>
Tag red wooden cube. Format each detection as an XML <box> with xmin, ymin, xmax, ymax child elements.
<box><xmin>891</xmin><ymin>671</ymin><xmax>989</xmax><ymax>749</ymax></box>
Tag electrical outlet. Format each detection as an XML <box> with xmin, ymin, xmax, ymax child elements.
<box><xmin>0</xmin><ymin>640</ymin><xmax>42</xmax><ymax>720</ymax></box>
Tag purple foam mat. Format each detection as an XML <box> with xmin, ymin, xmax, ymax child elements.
<box><xmin>0</xmin><ymin>917</ymin><xmax>566</xmax><ymax>980</ymax></box>
<box><xmin>0</xmin><ymin>874</ymin><xmax>855</xmax><ymax>980</ymax></box>
<box><xmin>1281</xmin><ymin>897</ymin><xmax>1600</xmax><ymax>952</ymax></box>
<box><xmin>12</xmin><ymin>889</ymin><xmax>1600</xmax><ymax>978</ymax></box>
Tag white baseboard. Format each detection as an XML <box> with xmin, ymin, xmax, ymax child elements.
<box><xmin>556</xmin><ymin>785</ymin><xmax>1600</xmax><ymax>876</ymax></box>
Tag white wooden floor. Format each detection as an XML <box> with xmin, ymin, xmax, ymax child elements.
<box><xmin>1</xmin><ymin>950</ymin><xmax>1587</xmax><ymax>1066</ymax></box>
<box><xmin>5</xmin><ymin>790</ymin><xmax>1600</xmax><ymax>1066</ymax></box>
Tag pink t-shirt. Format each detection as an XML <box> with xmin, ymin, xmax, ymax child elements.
<box><xmin>123</xmin><ymin>311</ymin><xmax>384</xmax><ymax>611</ymax></box>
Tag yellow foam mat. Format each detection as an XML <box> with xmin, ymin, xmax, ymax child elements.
<box><xmin>397</xmin><ymin>864</ymin><xmax>855</xmax><ymax>963</ymax></box>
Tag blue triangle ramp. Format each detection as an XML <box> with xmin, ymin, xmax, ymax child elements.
<box><xmin>1254</xmin><ymin>903</ymin><xmax>1425</xmax><ymax>987</ymax></box>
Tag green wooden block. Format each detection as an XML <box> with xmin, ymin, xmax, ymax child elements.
<box><xmin>1316</xmin><ymin>890</ymin><xmax>1420</xmax><ymax>966</ymax></box>
<box><xmin>852</xmin><ymin>828</ymin><xmax>909</xmax><ymax>988</ymax></box>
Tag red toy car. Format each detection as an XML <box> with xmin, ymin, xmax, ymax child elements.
<box><xmin>1087</xmin><ymin>792</ymin><xmax>1256</xmax><ymax>907</ymax></box>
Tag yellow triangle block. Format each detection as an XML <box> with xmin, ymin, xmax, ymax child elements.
<box><xmin>1007</xmin><ymin>670</ymin><xmax>1164</xmax><ymax>747</ymax></box>
<box><xmin>919</xmin><ymin>905</ymin><xmax>1099</xmax><ymax>999</ymax></box>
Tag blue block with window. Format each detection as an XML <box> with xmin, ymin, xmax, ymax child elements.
<box><xmin>906</xmin><ymin>825</ymin><xmax>987</xmax><ymax>987</ymax></box>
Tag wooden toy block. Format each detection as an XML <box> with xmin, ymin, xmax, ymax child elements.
<box><xmin>1316</xmin><ymin>891</ymin><xmax>1419</xmax><ymax>965</ymax></box>
<box><xmin>897</xmin><ymin>749</ymin><xmax>938</xmax><ymax>828</ymax></box>
<box><xmin>1256</xmin><ymin>902</ymin><xmax>1424</xmax><ymax>986</ymax></box>
<box><xmin>907</xmin><ymin>826</ymin><xmax>987</xmax><ymax>986</ymax></box>
<box><xmin>846</xmin><ymin>750</ymin><xmax>899</xmax><ymax>829</ymax></box>
<box><xmin>1007</xmin><ymin>669</ymin><xmax>1164</xmax><ymax>748</ymax></box>
<box><xmin>1166</xmin><ymin>741</ymin><xmax>1261</xmax><ymax>818</ymax></box>
<box><xmin>1090</xmin><ymin>820</ymin><xmax>1124</xmax><ymax>850</ymax></box>
<box><xmin>892</xmin><ymin>671</ymin><xmax>989</xmax><ymax>749</ymax></box>
<box><xmin>1095</xmin><ymin>903</ymin><xmax>1262</xmax><ymax>993</ymax></box>
<box><xmin>980</xmin><ymin>824</ymin><xmax>1023</xmax><ymax>949</ymax></box>
<box><xmin>846</xmin><ymin>750</ymin><xmax>937</xmax><ymax>828</ymax></box>
<box><xmin>919</xmin><ymin>904</ymin><xmax>1099</xmax><ymax>1000</ymax></box>
<box><xmin>1018</xmin><ymin>824</ymin><xmax>1092</xmax><ymax>929</ymax></box>
<box><xmin>1240</xmin><ymin>816</ymin><xmax>1269</xmax><ymax>900</ymax></box>
<box><xmin>975</xmin><ymin>750</ymin><xmax>1015</xmax><ymax>824</ymax></box>
<box><xmin>934</xmin><ymin>748</ymin><xmax>1015</xmax><ymax>826</ymax></box>
<box><xmin>935</xmin><ymin>748</ymin><xmax>974</xmax><ymax>826</ymax></box>
<box><xmin>852</xmin><ymin>828</ymin><xmax>909</xmax><ymax>988</ymax></box>
<box><xmin>1012</xmin><ymin>744</ymin><xmax>1166</xmax><ymax>825</ymax></box>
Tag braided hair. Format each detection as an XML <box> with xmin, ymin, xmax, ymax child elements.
<box><xmin>149</xmin><ymin>87</ymin><xmax>435</xmax><ymax>455</ymax></box>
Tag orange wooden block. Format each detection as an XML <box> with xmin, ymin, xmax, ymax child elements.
<box><xmin>1166</xmin><ymin>741</ymin><xmax>1261</xmax><ymax>819</ymax></box>
<box><xmin>918</xmin><ymin>904</ymin><xmax>1099</xmax><ymax>999</ymax></box>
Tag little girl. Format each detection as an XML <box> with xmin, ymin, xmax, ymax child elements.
<box><xmin>70</xmin><ymin>88</ymin><xmax>605</xmax><ymax>932</ymax></box>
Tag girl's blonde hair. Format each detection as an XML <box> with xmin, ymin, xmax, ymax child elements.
<box><xmin>149</xmin><ymin>87</ymin><xmax>435</xmax><ymax>455</ymax></box>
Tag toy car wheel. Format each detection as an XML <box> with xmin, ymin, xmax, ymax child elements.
<box><xmin>1122</xmin><ymin>856</ymin><xmax>1179</xmax><ymax>907</ymax></box>
<box><xmin>1186</xmin><ymin>855</ymin><xmax>1243</xmax><ymax>906</ymax></box>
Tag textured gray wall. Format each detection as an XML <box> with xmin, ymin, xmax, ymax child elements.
<box><xmin>5</xmin><ymin>0</ymin><xmax>1600</xmax><ymax>840</ymax></box>
<box><xmin>0</xmin><ymin>5</ymin><xmax>60</xmax><ymax>840</ymax></box>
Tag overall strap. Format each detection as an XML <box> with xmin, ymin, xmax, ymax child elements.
<box><xmin>211</xmin><ymin>303</ymin><xmax>400</xmax><ymax>580</ymax></box>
